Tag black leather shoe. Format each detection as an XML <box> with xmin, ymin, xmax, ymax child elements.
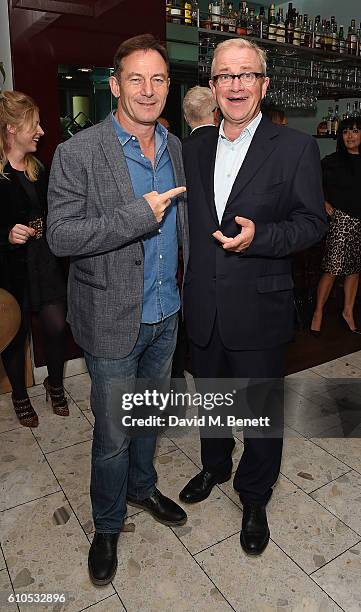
<box><xmin>179</xmin><ymin>470</ymin><xmax>232</xmax><ymax>504</ymax></box>
<box><xmin>88</xmin><ymin>532</ymin><xmax>119</xmax><ymax>585</ymax></box>
<box><xmin>240</xmin><ymin>503</ymin><xmax>270</xmax><ymax>555</ymax></box>
<box><xmin>127</xmin><ymin>488</ymin><xmax>187</xmax><ymax>526</ymax></box>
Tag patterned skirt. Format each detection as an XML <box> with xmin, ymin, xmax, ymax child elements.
<box><xmin>322</xmin><ymin>209</ymin><xmax>361</xmax><ymax>275</ymax></box>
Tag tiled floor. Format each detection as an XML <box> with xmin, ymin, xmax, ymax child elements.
<box><xmin>1</xmin><ymin>353</ymin><xmax>361</xmax><ymax>611</ymax></box>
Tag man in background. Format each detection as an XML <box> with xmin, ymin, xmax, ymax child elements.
<box><xmin>183</xmin><ymin>85</ymin><xmax>219</xmax><ymax>143</ymax></box>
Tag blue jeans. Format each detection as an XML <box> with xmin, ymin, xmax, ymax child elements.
<box><xmin>84</xmin><ymin>313</ymin><xmax>178</xmax><ymax>533</ymax></box>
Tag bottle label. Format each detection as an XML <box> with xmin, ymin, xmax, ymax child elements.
<box><xmin>212</xmin><ymin>6</ymin><xmax>221</xmax><ymax>24</ymax></box>
<box><xmin>268</xmin><ymin>25</ymin><xmax>277</xmax><ymax>40</ymax></box>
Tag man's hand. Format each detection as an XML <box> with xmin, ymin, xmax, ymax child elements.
<box><xmin>212</xmin><ymin>216</ymin><xmax>255</xmax><ymax>252</ymax></box>
<box><xmin>325</xmin><ymin>201</ymin><xmax>334</xmax><ymax>217</ymax></box>
<box><xmin>8</xmin><ymin>224</ymin><xmax>35</xmax><ymax>245</ymax></box>
<box><xmin>144</xmin><ymin>187</ymin><xmax>186</xmax><ymax>223</ymax></box>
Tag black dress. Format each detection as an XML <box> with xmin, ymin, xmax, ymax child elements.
<box><xmin>0</xmin><ymin>162</ymin><xmax>66</xmax><ymax>311</ymax></box>
<box><xmin>321</xmin><ymin>152</ymin><xmax>361</xmax><ymax>275</ymax></box>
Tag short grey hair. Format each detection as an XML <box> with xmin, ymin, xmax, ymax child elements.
<box><xmin>211</xmin><ymin>38</ymin><xmax>267</xmax><ymax>78</ymax></box>
<box><xmin>183</xmin><ymin>86</ymin><xmax>216</xmax><ymax>125</ymax></box>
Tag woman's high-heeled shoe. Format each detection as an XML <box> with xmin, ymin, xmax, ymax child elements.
<box><xmin>12</xmin><ymin>395</ymin><xmax>39</xmax><ymax>428</ymax></box>
<box><xmin>43</xmin><ymin>377</ymin><xmax>69</xmax><ymax>416</ymax></box>
<box><xmin>341</xmin><ymin>313</ymin><xmax>361</xmax><ymax>335</ymax></box>
<box><xmin>310</xmin><ymin>313</ymin><xmax>322</xmax><ymax>338</ymax></box>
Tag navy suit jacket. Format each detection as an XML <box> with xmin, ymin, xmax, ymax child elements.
<box><xmin>182</xmin><ymin>116</ymin><xmax>327</xmax><ymax>350</ymax></box>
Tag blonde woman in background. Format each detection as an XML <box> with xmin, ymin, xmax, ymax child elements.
<box><xmin>0</xmin><ymin>91</ymin><xmax>68</xmax><ymax>426</ymax></box>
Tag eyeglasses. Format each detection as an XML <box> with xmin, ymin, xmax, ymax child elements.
<box><xmin>212</xmin><ymin>72</ymin><xmax>265</xmax><ymax>87</ymax></box>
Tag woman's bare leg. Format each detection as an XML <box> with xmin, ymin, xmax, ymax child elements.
<box><xmin>343</xmin><ymin>273</ymin><xmax>360</xmax><ymax>331</ymax></box>
<box><xmin>311</xmin><ymin>272</ymin><xmax>337</xmax><ymax>332</ymax></box>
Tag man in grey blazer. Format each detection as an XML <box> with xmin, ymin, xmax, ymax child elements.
<box><xmin>47</xmin><ymin>34</ymin><xmax>188</xmax><ymax>585</ymax></box>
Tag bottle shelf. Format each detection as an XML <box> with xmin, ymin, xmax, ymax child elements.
<box><xmin>198</xmin><ymin>28</ymin><xmax>361</xmax><ymax>102</ymax></box>
<box><xmin>313</xmin><ymin>134</ymin><xmax>337</xmax><ymax>139</ymax></box>
<box><xmin>198</xmin><ymin>27</ymin><xmax>361</xmax><ymax>67</ymax></box>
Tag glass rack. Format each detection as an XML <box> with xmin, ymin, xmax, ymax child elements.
<box><xmin>198</xmin><ymin>28</ymin><xmax>361</xmax><ymax>108</ymax></box>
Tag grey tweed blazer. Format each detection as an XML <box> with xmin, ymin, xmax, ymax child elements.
<box><xmin>47</xmin><ymin>113</ymin><xmax>189</xmax><ymax>358</ymax></box>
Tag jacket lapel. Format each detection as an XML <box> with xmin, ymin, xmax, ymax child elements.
<box><xmin>168</xmin><ymin>136</ymin><xmax>184</xmax><ymax>187</ymax></box>
<box><xmin>225</xmin><ymin>117</ymin><xmax>279</xmax><ymax>210</ymax></box>
<box><xmin>198</xmin><ymin>128</ymin><xmax>219</xmax><ymax>226</ymax></box>
<box><xmin>99</xmin><ymin>113</ymin><xmax>136</xmax><ymax>203</ymax></box>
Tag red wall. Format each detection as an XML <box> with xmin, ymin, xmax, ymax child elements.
<box><xmin>8</xmin><ymin>0</ymin><xmax>165</xmax><ymax>366</ymax></box>
<box><xmin>9</xmin><ymin>0</ymin><xmax>165</xmax><ymax>166</ymax></box>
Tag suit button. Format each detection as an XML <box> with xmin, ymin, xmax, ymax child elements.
<box><xmin>135</xmin><ymin>260</ymin><xmax>142</xmax><ymax>266</ymax></box>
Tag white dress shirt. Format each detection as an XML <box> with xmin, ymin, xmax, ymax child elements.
<box><xmin>214</xmin><ymin>112</ymin><xmax>262</xmax><ymax>224</ymax></box>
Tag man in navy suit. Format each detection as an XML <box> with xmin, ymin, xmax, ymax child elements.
<box><xmin>179</xmin><ymin>37</ymin><xmax>327</xmax><ymax>555</ymax></box>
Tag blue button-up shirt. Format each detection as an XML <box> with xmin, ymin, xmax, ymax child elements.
<box><xmin>112</xmin><ymin>115</ymin><xmax>179</xmax><ymax>323</ymax></box>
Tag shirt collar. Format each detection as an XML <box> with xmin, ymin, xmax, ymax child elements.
<box><xmin>111</xmin><ymin>112</ymin><xmax>168</xmax><ymax>147</ymax></box>
<box><xmin>219</xmin><ymin>112</ymin><xmax>262</xmax><ymax>144</ymax></box>
<box><xmin>190</xmin><ymin>124</ymin><xmax>216</xmax><ymax>134</ymax></box>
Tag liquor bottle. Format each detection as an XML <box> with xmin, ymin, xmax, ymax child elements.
<box><xmin>220</xmin><ymin>0</ymin><xmax>228</xmax><ymax>32</ymax></box>
<box><xmin>166</xmin><ymin>1</ymin><xmax>172</xmax><ymax>23</ymax></box>
<box><xmin>247</xmin><ymin>5</ymin><xmax>256</xmax><ymax>36</ymax></box>
<box><xmin>211</xmin><ymin>0</ymin><xmax>221</xmax><ymax>30</ymax></box>
<box><xmin>317</xmin><ymin>115</ymin><xmax>328</xmax><ymax>136</ymax></box>
<box><xmin>331</xmin><ymin>105</ymin><xmax>339</xmax><ymax>135</ymax></box>
<box><xmin>356</xmin><ymin>28</ymin><xmax>361</xmax><ymax>56</ymax></box>
<box><xmin>326</xmin><ymin>20</ymin><xmax>333</xmax><ymax>50</ymax></box>
<box><xmin>331</xmin><ymin>16</ymin><xmax>338</xmax><ymax>51</ymax></box>
<box><xmin>326</xmin><ymin>107</ymin><xmax>333</xmax><ymax>135</ymax></box>
<box><xmin>300</xmin><ymin>14</ymin><xmax>308</xmax><ymax>46</ymax></box>
<box><xmin>324</xmin><ymin>21</ymin><xmax>332</xmax><ymax>51</ymax></box>
<box><xmin>343</xmin><ymin>102</ymin><xmax>351</xmax><ymax>119</ymax></box>
<box><xmin>258</xmin><ymin>6</ymin><xmax>268</xmax><ymax>39</ymax></box>
<box><xmin>285</xmin><ymin>2</ymin><xmax>294</xmax><ymax>44</ymax></box>
<box><xmin>170</xmin><ymin>0</ymin><xmax>182</xmax><ymax>24</ymax></box>
<box><xmin>227</xmin><ymin>2</ymin><xmax>236</xmax><ymax>33</ymax></box>
<box><xmin>192</xmin><ymin>0</ymin><xmax>199</xmax><ymax>27</ymax></box>
<box><xmin>320</xmin><ymin>20</ymin><xmax>327</xmax><ymax>51</ymax></box>
<box><xmin>183</xmin><ymin>0</ymin><xmax>192</xmax><ymax>25</ymax></box>
<box><xmin>247</xmin><ymin>6</ymin><xmax>254</xmax><ymax>36</ymax></box>
<box><xmin>338</xmin><ymin>26</ymin><xmax>346</xmax><ymax>54</ymax></box>
<box><xmin>314</xmin><ymin>15</ymin><xmax>322</xmax><ymax>49</ymax></box>
<box><xmin>236</xmin><ymin>1</ymin><xmax>248</xmax><ymax>36</ymax></box>
<box><xmin>305</xmin><ymin>17</ymin><xmax>313</xmax><ymax>48</ymax></box>
<box><xmin>352</xmin><ymin>101</ymin><xmax>359</xmax><ymax>117</ymax></box>
<box><xmin>293</xmin><ymin>14</ymin><xmax>301</xmax><ymax>46</ymax></box>
<box><xmin>276</xmin><ymin>8</ymin><xmax>285</xmax><ymax>43</ymax></box>
<box><xmin>268</xmin><ymin>3</ymin><xmax>277</xmax><ymax>41</ymax></box>
<box><xmin>347</xmin><ymin>19</ymin><xmax>357</xmax><ymax>55</ymax></box>
<box><xmin>253</xmin><ymin>7</ymin><xmax>262</xmax><ymax>38</ymax></box>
